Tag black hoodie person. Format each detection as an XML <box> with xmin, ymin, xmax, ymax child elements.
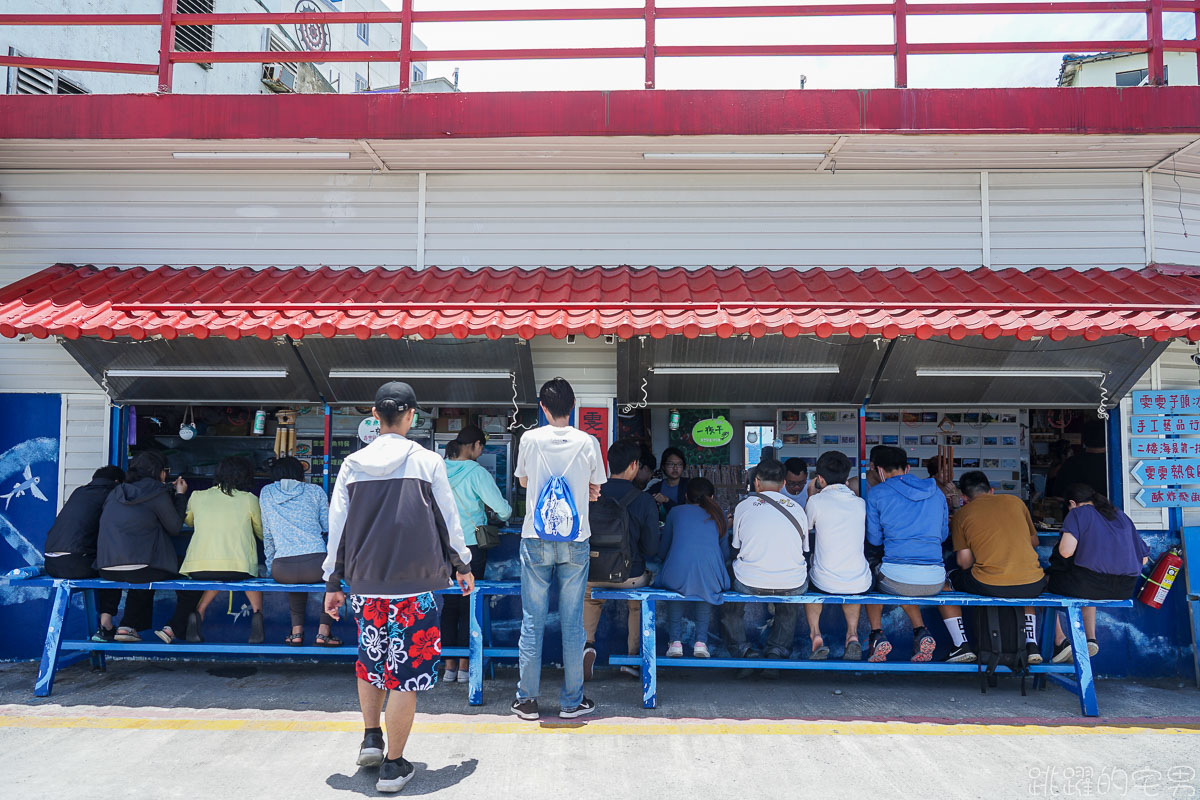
<box><xmin>96</xmin><ymin>451</ymin><xmax>201</xmax><ymax>644</ymax></box>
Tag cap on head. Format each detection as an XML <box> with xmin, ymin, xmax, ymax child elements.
<box><xmin>374</xmin><ymin>381</ymin><xmax>417</xmax><ymax>411</ymax></box>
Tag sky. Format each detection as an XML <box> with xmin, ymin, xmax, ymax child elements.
<box><xmin>380</xmin><ymin>0</ymin><xmax>1197</xmax><ymax>91</ymax></box>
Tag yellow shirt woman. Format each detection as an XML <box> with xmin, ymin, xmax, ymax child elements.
<box><xmin>180</xmin><ymin>486</ymin><xmax>263</xmax><ymax>576</ymax></box>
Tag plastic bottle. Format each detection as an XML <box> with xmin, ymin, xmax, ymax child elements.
<box><xmin>4</xmin><ymin>566</ymin><xmax>42</xmax><ymax>580</ymax></box>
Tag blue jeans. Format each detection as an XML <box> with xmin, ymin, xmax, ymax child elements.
<box><xmin>667</xmin><ymin>601</ymin><xmax>714</xmax><ymax>645</ymax></box>
<box><xmin>517</xmin><ymin>538</ymin><xmax>590</xmax><ymax>709</ymax></box>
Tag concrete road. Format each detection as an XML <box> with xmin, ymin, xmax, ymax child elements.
<box><xmin>1</xmin><ymin>659</ymin><xmax>1197</xmax><ymax>799</ymax></box>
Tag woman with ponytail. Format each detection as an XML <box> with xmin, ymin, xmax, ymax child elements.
<box><xmin>657</xmin><ymin>477</ymin><xmax>730</xmax><ymax>658</ymax></box>
<box><xmin>1047</xmin><ymin>483</ymin><xmax>1149</xmax><ymax>664</ymax></box>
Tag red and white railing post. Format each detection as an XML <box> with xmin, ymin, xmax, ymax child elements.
<box><xmin>158</xmin><ymin>0</ymin><xmax>176</xmax><ymax>93</ymax></box>
<box><xmin>894</xmin><ymin>0</ymin><xmax>908</xmax><ymax>88</ymax></box>
<box><xmin>644</xmin><ymin>0</ymin><xmax>656</xmax><ymax>90</ymax></box>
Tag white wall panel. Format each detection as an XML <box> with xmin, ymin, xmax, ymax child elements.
<box><xmin>57</xmin><ymin>393</ymin><xmax>109</xmax><ymax>509</ymax></box>
<box><xmin>1152</xmin><ymin>172</ymin><xmax>1200</xmax><ymax>267</ymax></box>
<box><xmin>989</xmin><ymin>173</ymin><xmax>1147</xmax><ymax>268</ymax></box>
<box><xmin>530</xmin><ymin>338</ymin><xmax>617</xmax><ymax>402</ymax></box>
<box><xmin>424</xmin><ymin>172</ymin><xmax>985</xmax><ymax>268</ymax></box>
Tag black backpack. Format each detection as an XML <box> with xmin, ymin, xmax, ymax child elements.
<box><xmin>588</xmin><ymin>488</ymin><xmax>642</xmax><ymax>583</ymax></box>
<box><xmin>974</xmin><ymin>606</ymin><xmax>1029</xmax><ymax>695</ymax></box>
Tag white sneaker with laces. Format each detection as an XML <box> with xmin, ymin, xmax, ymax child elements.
<box><xmin>455</xmin><ymin>669</ymin><xmax>469</xmax><ymax>683</ymax></box>
<box><xmin>693</xmin><ymin>641</ymin><xmax>711</xmax><ymax>658</ymax></box>
<box><xmin>665</xmin><ymin>641</ymin><xmax>684</xmax><ymax>657</ymax></box>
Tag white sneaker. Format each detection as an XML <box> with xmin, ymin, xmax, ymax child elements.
<box><xmin>455</xmin><ymin>669</ymin><xmax>469</xmax><ymax>683</ymax></box>
<box><xmin>665</xmin><ymin>641</ymin><xmax>684</xmax><ymax>658</ymax></box>
<box><xmin>693</xmin><ymin>641</ymin><xmax>711</xmax><ymax>658</ymax></box>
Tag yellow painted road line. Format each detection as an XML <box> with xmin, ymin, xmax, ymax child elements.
<box><xmin>0</xmin><ymin>716</ymin><xmax>1198</xmax><ymax>737</ymax></box>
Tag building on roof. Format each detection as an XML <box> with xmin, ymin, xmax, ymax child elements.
<box><xmin>1059</xmin><ymin>50</ymin><xmax>1198</xmax><ymax>87</ymax></box>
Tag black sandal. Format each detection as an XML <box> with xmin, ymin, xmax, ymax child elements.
<box><xmin>284</xmin><ymin>632</ymin><xmax>304</xmax><ymax>647</ymax></box>
<box><xmin>315</xmin><ymin>632</ymin><xmax>342</xmax><ymax>647</ymax></box>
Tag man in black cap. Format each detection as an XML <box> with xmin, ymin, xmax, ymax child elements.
<box><xmin>324</xmin><ymin>381</ymin><xmax>473</xmax><ymax>793</ymax></box>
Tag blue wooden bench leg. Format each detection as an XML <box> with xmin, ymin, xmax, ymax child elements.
<box><xmin>1033</xmin><ymin>609</ymin><xmax>1055</xmax><ymax>691</ymax></box>
<box><xmin>640</xmin><ymin>597</ymin><xmax>657</xmax><ymax>709</ymax></box>
<box><xmin>82</xmin><ymin>588</ymin><xmax>106</xmax><ymax>672</ymax></box>
<box><xmin>467</xmin><ymin>588</ymin><xmax>483</xmax><ymax>706</ymax></box>
<box><xmin>1067</xmin><ymin>604</ymin><xmax>1099</xmax><ymax>717</ymax></box>
<box><xmin>483</xmin><ymin>595</ymin><xmax>495</xmax><ymax>682</ymax></box>
<box><xmin>35</xmin><ymin>582</ymin><xmax>72</xmax><ymax>697</ymax></box>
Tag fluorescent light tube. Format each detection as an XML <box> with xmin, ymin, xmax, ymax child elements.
<box><xmin>915</xmin><ymin>368</ymin><xmax>1105</xmax><ymax>379</ymax></box>
<box><xmin>172</xmin><ymin>152</ymin><xmax>352</xmax><ymax>160</ymax></box>
<box><xmin>642</xmin><ymin>152</ymin><xmax>826</xmax><ymax>160</ymax></box>
<box><xmin>329</xmin><ymin>370</ymin><xmax>512</xmax><ymax>380</ymax></box>
<box><xmin>105</xmin><ymin>369</ymin><xmax>289</xmax><ymax>379</ymax></box>
<box><xmin>652</xmin><ymin>365</ymin><xmax>840</xmax><ymax>375</ymax></box>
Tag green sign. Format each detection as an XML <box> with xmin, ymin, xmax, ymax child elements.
<box><xmin>692</xmin><ymin>416</ymin><xmax>734</xmax><ymax>448</ymax></box>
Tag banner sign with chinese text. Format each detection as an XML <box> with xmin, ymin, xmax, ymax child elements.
<box><xmin>1130</xmin><ymin>416</ymin><xmax>1200</xmax><ymax>435</ymax></box>
<box><xmin>1131</xmin><ymin>459</ymin><xmax>1200</xmax><ymax>486</ymax></box>
<box><xmin>578</xmin><ymin>406</ymin><xmax>610</xmax><ymax>470</ymax></box>
<box><xmin>1132</xmin><ymin>390</ymin><xmax>1200</xmax><ymax>414</ymax></box>
<box><xmin>1130</xmin><ymin>439</ymin><xmax>1200</xmax><ymax>458</ymax></box>
<box><xmin>1135</xmin><ymin>488</ymin><xmax>1200</xmax><ymax>508</ymax></box>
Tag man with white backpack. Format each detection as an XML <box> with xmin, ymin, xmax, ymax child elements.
<box><xmin>511</xmin><ymin>378</ymin><xmax>607</xmax><ymax>720</ymax></box>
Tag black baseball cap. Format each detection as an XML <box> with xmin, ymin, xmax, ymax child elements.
<box><xmin>374</xmin><ymin>381</ymin><xmax>417</xmax><ymax>411</ymax></box>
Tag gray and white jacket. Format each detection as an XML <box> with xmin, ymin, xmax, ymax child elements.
<box><xmin>323</xmin><ymin>433</ymin><xmax>471</xmax><ymax>596</ymax></box>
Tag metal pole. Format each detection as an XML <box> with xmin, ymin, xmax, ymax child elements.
<box><xmin>1147</xmin><ymin>0</ymin><xmax>1165</xmax><ymax>84</ymax></box>
<box><xmin>399</xmin><ymin>0</ymin><xmax>412</xmax><ymax>92</ymax></box>
<box><xmin>158</xmin><ymin>0</ymin><xmax>176</xmax><ymax>93</ymax></box>
<box><xmin>323</xmin><ymin>403</ymin><xmax>332</xmax><ymax>495</ymax></box>
<box><xmin>893</xmin><ymin>0</ymin><xmax>908</xmax><ymax>88</ymax></box>
<box><xmin>644</xmin><ymin>0</ymin><xmax>656</xmax><ymax>89</ymax></box>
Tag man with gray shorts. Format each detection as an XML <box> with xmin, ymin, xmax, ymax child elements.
<box><xmin>863</xmin><ymin>446</ymin><xmax>949</xmax><ymax>663</ymax></box>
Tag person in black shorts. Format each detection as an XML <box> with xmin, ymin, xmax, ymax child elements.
<box><xmin>1047</xmin><ymin>483</ymin><xmax>1149</xmax><ymax>664</ymax></box>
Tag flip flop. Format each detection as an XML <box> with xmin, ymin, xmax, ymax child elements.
<box><xmin>843</xmin><ymin>640</ymin><xmax>863</xmax><ymax>661</ymax></box>
<box><xmin>810</xmin><ymin>642</ymin><xmax>830</xmax><ymax>660</ymax></box>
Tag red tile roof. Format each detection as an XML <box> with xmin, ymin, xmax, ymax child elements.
<box><xmin>2</xmin><ymin>264</ymin><xmax>1199</xmax><ymax>343</ymax></box>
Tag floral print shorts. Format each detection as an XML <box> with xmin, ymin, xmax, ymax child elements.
<box><xmin>350</xmin><ymin>593</ymin><xmax>441</xmax><ymax>692</ymax></box>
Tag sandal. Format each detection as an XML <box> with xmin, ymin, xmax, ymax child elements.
<box><xmin>284</xmin><ymin>632</ymin><xmax>304</xmax><ymax>647</ymax></box>
<box><xmin>114</xmin><ymin>627</ymin><xmax>141</xmax><ymax>643</ymax></box>
<box><xmin>315</xmin><ymin>632</ymin><xmax>343</xmax><ymax>647</ymax></box>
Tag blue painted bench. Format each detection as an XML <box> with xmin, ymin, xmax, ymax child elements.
<box><xmin>590</xmin><ymin>587</ymin><xmax>1133</xmax><ymax>716</ymax></box>
<box><xmin>10</xmin><ymin>576</ymin><xmax>521</xmax><ymax>704</ymax></box>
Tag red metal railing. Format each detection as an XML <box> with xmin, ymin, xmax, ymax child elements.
<box><xmin>0</xmin><ymin>1</ymin><xmax>1197</xmax><ymax>91</ymax></box>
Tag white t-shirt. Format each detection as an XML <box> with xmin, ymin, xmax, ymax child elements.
<box><xmin>514</xmin><ymin>424</ymin><xmax>607</xmax><ymax>541</ymax></box>
<box><xmin>731</xmin><ymin>491</ymin><xmax>809</xmax><ymax>590</ymax></box>
<box><xmin>805</xmin><ymin>483</ymin><xmax>872</xmax><ymax>594</ymax></box>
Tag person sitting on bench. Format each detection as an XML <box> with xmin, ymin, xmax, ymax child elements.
<box><xmin>95</xmin><ymin>451</ymin><xmax>198</xmax><ymax>644</ymax></box>
<box><xmin>803</xmin><ymin>450</ymin><xmax>872</xmax><ymax>661</ymax></box>
<box><xmin>942</xmin><ymin>471</ymin><xmax>1048</xmax><ymax>665</ymax></box>
<box><xmin>721</xmin><ymin>458</ymin><xmax>809</xmax><ymax>674</ymax></box>
<box><xmin>658</xmin><ymin>477</ymin><xmax>730</xmax><ymax>659</ymax></box>
<box><xmin>261</xmin><ymin>456</ymin><xmax>340</xmax><ymax>648</ymax></box>
<box><xmin>1047</xmin><ymin>483</ymin><xmax>1149</xmax><ymax>664</ymax></box>
<box><xmin>42</xmin><ymin>465</ymin><xmax>125</xmax><ymax>642</ymax></box>
<box><xmin>179</xmin><ymin>456</ymin><xmax>265</xmax><ymax>644</ymax></box>
<box><xmin>863</xmin><ymin>446</ymin><xmax>947</xmax><ymax>663</ymax></box>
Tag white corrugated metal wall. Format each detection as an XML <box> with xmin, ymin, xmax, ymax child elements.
<box><xmin>1152</xmin><ymin>172</ymin><xmax>1200</xmax><ymax>267</ymax></box>
<box><xmin>1</xmin><ymin>168</ymin><xmax>1198</xmax><ymax>500</ymax></box>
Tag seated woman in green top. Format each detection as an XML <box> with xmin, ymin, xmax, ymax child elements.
<box><xmin>180</xmin><ymin>456</ymin><xmax>265</xmax><ymax>643</ymax></box>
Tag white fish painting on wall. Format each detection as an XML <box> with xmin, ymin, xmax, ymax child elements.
<box><xmin>0</xmin><ymin>437</ymin><xmax>59</xmax><ymax>566</ymax></box>
<box><xmin>2</xmin><ymin>464</ymin><xmax>48</xmax><ymax>509</ymax></box>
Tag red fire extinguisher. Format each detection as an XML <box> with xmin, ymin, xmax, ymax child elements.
<box><xmin>1138</xmin><ymin>547</ymin><xmax>1184</xmax><ymax>609</ymax></box>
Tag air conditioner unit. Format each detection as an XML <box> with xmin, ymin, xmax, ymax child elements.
<box><xmin>262</xmin><ymin>62</ymin><xmax>297</xmax><ymax>93</ymax></box>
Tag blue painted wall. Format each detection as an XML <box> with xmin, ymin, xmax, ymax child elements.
<box><xmin>0</xmin><ymin>393</ymin><xmax>66</xmax><ymax>659</ymax></box>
